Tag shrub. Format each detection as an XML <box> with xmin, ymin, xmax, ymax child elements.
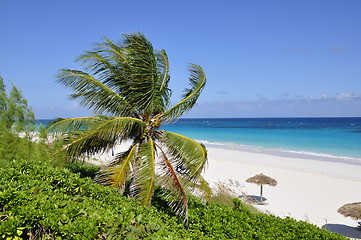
<box><xmin>0</xmin><ymin>156</ymin><xmax>347</xmax><ymax>239</ymax></box>
<box><xmin>0</xmin><ymin>159</ymin><xmax>189</xmax><ymax>239</ymax></box>
<box><xmin>66</xmin><ymin>161</ymin><xmax>100</xmax><ymax>179</ymax></box>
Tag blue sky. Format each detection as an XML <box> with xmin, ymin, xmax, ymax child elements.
<box><xmin>1</xmin><ymin>0</ymin><xmax>360</xmax><ymax>118</ymax></box>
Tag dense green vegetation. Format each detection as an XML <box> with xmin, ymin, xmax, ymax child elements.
<box><xmin>0</xmin><ymin>157</ymin><xmax>347</xmax><ymax>239</ymax></box>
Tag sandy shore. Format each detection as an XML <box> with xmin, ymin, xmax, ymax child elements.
<box><xmin>201</xmin><ymin>143</ymin><xmax>361</xmax><ymax>238</ymax></box>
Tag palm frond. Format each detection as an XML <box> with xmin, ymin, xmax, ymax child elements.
<box><xmin>120</xmin><ymin>33</ymin><xmax>159</xmax><ymax>115</ymax></box>
<box><xmin>129</xmin><ymin>139</ymin><xmax>156</xmax><ymax>206</ymax></box>
<box><xmin>48</xmin><ymin>116</ymin><xmax>102</xmax><ymax>132</ymax></box>
<box><xmin>50</xmin><ymin>116</ymin><xmax>145</xmax><ymax>157</ymax></box>
<box><xmin>77</xmin><ymin>50</ymin><xmax>118</xmax><ymax>79</ymax></box>
<box><xmin>56</xmin><ymin>69</ymin><xmax>134</xmax><ymax>116</ymax></box>
<box><xmin>175</xmin><ymin>170</ymin><xmax>211</xmax><ymax>199</ymax></box>
<box><xmin>152</xmin><ymin>49</ymin><xmax>172</xmax><ymax>115</ymax></box>
<box><xmin>156</xmin><ymin>50</ymin><xmax>170</xmax><ymax>93</ymax></box>
<box><xmin>161</xmin><ymin>131</ymin><xmax>211</xmax><ymax>196</ymax></box>
<box><xmin>96</xmin><ymin>144</ymin><xmax>137</xmax><ymax>194</ymax></box>
<box><xmin>74</xmin><ymin>33</ymin><xmax>171</xmax><ymax>117</ymax></box>
<box><xmin>77</xmin><ymin>40</ymin><xmax>132</xmax><ymax>99</ymax></box>
<box><xmin>156</xmin><ymin>145</ymin><xmax>189</xmax><ymax>225</ymax></box>
<box><xmin>162</xmin><ymin>64</ymin><xmax>206</xmax><ymax>121</ymax></box>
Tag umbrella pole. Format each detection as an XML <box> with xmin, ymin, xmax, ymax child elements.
<box><xmin>260</xmin><ymin>185</ymin><xmax>263</xmax><ymax>202</ymax></box>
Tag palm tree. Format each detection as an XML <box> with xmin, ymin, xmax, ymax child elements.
<box><xmin>50</xmin><ymin>33</ymin><xmax>210</xmax><ymax>225</ymax></box>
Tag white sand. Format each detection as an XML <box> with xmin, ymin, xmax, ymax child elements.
<box><xmin>201</xmin><ymin>143</ymin><xmax>361</xmax><ymax>238</ymax></box>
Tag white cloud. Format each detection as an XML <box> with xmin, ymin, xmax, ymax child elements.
<box><xmin>35</xmin><ymin>93</ymin><xmax>361</xmax><ymax>119</ymax></box>
<box><xmin>186</xmin><ymin>93</ymin><xmax>361</xmax><ymax>118</ymax></box>
<box><xmin>336</xmin><ymin>92</ymin><xmax>357</xmax><ymax>100</ymax></box>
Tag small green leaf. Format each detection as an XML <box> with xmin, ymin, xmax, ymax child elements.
<box><xmin>77</xmin><ymin>209</ymin><xmax>87</xmax><ymax>217</ymax></box>
<box><xmin>60</xmin><ymin>213</ymin><xmax>69</xmax><ymax>223</ymax></box>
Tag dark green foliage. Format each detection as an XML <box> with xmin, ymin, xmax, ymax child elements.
<box><xmin>187</xmin><ymin>196</ymin><xmax>345</xmax><ymax>239</ymax></box>
<box><xmin>0</xmin><ymin>159</ymin><xmax>188</xmax><ymax>239</ymax></box>
<box><xmin>0</xmin><ymin>158</ymin><xmax>347</xmax><ymax>239</ymax></box>
<box><xmin>67</xmin><ymin>161</ymin><xmax>100</xmax><ymax>179</ymax></box>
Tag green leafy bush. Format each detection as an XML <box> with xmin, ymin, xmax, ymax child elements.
<box><xmin>66</xmin><ymin>161</ymin><xmax>100</xmax><ymax>179</ymax></box>
<box><xmin>0</xmin><ymin>159</ymin><xmax>189</xmax><ymax>239</ymax></box>
<box><xmin>0</xmin><ymin>158</ymin><xmax>347</xmax><ymax>239</ymax></box>
<box><xmin>187</xmin><ymin>197</ymin><xmax>344</xmax><ymax>239</ymax></box>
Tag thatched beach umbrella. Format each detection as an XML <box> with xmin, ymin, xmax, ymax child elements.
<box><xmin>338</xmin><ymin>202</ymin><xmax>361</xmax><ymax>221</ymax></box>
<box><xmin>246</xmin><ymin>173</ymin><xmax>277</xmax><ymax>202</ymax></box>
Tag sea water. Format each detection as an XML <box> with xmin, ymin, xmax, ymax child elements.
<box><xmin>38</xmin><ymin>118</ymin><xmax>361</xmax><ymax>160</ymax></box>
<box><xmin>161</xmin><ymin>118</ymin><xmax>361</xmax><ymax>161</ymax></box>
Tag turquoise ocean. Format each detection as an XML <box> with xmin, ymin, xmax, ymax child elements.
<box><xmin>38</xmin><ymin>117</ymin><xmax>361</xmax><ymax>163</ymax></box>
<box><xmin>161</xmin><ymin>118</ymin><xmax>361</xmax><ymax>162</ymax></box>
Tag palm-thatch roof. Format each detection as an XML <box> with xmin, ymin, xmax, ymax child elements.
<box><xmin>338</xmin><ymin>202</ymin><xmax>361</xmax><ymax>220</ymax></box>
<box><xmin>246</xmin><ymin>173</ymin><xmax>277</xmax><ymax>186</ymax></box>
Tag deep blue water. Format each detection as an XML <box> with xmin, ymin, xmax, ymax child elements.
<box><xmin>38</xmin><ymin>118</ymin><xmax>361</xmax><ymax>159</ymax></box>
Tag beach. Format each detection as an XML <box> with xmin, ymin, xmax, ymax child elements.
<box><xmin>96</xmin><ymin>141</ymin><xmax>361</xmax><ymax>227</ymax></box>
<box><xmin>201</xmin><ymin>143</ymin><xmax>361</xmax><ymax>238</ymax></box>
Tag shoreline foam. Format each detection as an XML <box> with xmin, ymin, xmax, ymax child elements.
<box><xmin>200</xmin><ymin>140</ymin><xmax>361</xmax><ymax>167</ymax></box>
